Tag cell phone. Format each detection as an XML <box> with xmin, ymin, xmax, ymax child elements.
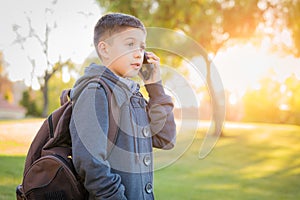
<box><xmin>140</xmin><ymin>53</ymin><xmax>154</xmax><ymax>80</ymax></box>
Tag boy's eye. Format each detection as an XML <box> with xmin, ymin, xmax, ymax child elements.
<box><xmin>128</xmin><ymin>42</ymin><xmax>134</xmax><ymax>47</ymax></box>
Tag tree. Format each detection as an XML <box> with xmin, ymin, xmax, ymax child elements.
<box><xmin>242</xmin><ymin>73</ymin><xmax>300</xmax><ymax>125</ymax></box>
<box><xmin>0</xmin><ymin>51</ymin><xmax>13</xmax><ymax>102</ymax></box>
<box><xmin>97</xmin><ymin>0</ymin><xmax>264</xmax><ymax>52</ymax></box>
<box><xmin>242</xmin><ymin>75</ymin><xmax>282</xmax><ymax>123</ymax></box>
<box><xmin>282</xmin><ymin>74</ymin><xmax>300</xmax><ymax>124</ymax></box>
<box><xmin>20</xmin><ymin>89</ymin><xmax>42</xmax><ymax>117</ymax></box>
<box><xmin>48</xmin><ymin>67</ymin><xmax>76</xmax><ymax>113</ymax></box>
<box><xmin>12</xmin><ymin>1</ymin><xmax>75</xmax><ymax>117</ymax></box>
<box><xmin>96</xmin><ymin>0</ymin><xmax>300</xmax><ymax>135</ymax></box>
<box><xmin>285</xmin><ymin>0</ymin><xmax>300</xmax><ymax>57</ymax></box>
<box><xmin>95</xmin><ymin>0</ymin><xmax>263</xmax><ymax>136</ymax></box>
<box><xmin>40</xmin><ymin>59</ymin><xmax>74</xmax><ymax>117</ymax></box>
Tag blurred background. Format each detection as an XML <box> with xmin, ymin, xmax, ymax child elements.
<box><xmin>1</xmin><ymin>0</ymin><xmax>299</xmax><ymax>124</ymax></box>
<box><xmin>0</xmin><ymin>0</ymin><xmax>300</xmax><ymax>199</ymax></box>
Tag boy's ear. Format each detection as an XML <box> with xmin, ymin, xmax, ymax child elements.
<box><xmin>97</xmin><ymin>41</ymin><xmax>109</xmax><ymax>59</ymax></box>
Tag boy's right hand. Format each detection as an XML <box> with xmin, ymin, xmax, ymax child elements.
<box><xmin>139</xmin><ymin>52</ymin><xmax>161</xmax><ymax>84</ymax></box>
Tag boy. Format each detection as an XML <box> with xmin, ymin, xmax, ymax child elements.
<box><xmin>70</xmin><ymin>13</ymin><xmax>176</xmax><ymax>200</ymax></box>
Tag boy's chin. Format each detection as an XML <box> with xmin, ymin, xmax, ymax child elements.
<box><xmin>124</xmin><ymin>71</ymin><xmax>139</xmax><ymax>78</ymax></box>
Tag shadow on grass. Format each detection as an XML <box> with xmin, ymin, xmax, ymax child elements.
<box><xmin>154</xmin><ymin>124</ymin><xmax>300</xmax><ymax>200</ymax></box>
<box><xmin>1</xmin><ymin>123</ymin><xmax>300</xmax><ymax>200</ymax></box>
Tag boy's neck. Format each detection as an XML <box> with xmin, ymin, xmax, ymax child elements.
<box><xmin>118</xmin><ymin>75</ymin><xmax>138</xmax><ymax>93</ymax></box>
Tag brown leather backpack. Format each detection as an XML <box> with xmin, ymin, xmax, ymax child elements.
<box><xmin>16</xmin><ymin>77</ymin><xmax>118</xmax><ymax>200</ymax></box>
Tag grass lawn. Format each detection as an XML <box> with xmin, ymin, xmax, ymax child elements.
<box><xmin>0</xmin><ymin>156</ymin><xmax>25</xmax><ymax>199</ymax></box>
<box><xmin>154</xmin><ymin>122</ymin><xmax>300</xmax><ymax>200</ymax></box>
<box><xmin>1</xmin><ymin>120</ymin><xmax>300</xmax><ymax>199</ymax></box>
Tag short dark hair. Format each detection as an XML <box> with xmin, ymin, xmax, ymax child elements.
<box><xmin>94</xmin><ymin>13</ymin><xmax>146</xmax><ymax>48</ymax></box>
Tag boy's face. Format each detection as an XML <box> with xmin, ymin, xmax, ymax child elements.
<box><xmin>101</xmin><ymin>28</ymin><xmax>146</xmax><ymax>78</ymax></box>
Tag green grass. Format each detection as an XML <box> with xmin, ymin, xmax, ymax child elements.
<box><xmin>154</xmin><ymin>123</ymin><xmax>300</xmax><ymax>200</ymax></box>
<box><xmin>0</xmin><ymin>156</ymin><xmax>25</xmax><ymax>199</ymax></box>
<box><xmin>1</xmin><ymin>121</ymin><xmax>300</xmax><ymax>199</ymax></box>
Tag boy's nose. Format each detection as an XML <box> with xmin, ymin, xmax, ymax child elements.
<box><xmin>134</xmin><ymin>48</ymin><xmax>143</xmax><ymax>58</ymax></box>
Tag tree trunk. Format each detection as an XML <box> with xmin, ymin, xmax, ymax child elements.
<box><xmin>206</xmin><ymin>58</ymin><xmax>224</xmax><ymax>137</ymax></box>
<box><xmin>42</xmin><ymin>77</ymin><xmax>49</xmax><ymax>118</ymax></box>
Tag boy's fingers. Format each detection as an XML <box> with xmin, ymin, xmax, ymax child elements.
<box><xmin>145</xmin><ymin>52</ymin><xmax>160</xmax><ymax>62</ymax></box>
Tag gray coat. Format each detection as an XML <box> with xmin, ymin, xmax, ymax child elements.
<box><xmin>69</xmin><ymin>64</ymin><xmax>176</xmax><ymax>200</ymax></box>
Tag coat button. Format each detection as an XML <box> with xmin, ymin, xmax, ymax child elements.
<box><xmin>142</xmin><ymin>127</ymin><xmax>150</xmax><ymax>137</ymax></box>
<box><xmin>143</xmin><ymin>155</ymin><xmax>151</xmax><ymax>166</ymax></box>
<box><xmin>145</xmin><ymin>182</ymin><xmax>153</xmax><ymax>194</ymax></box>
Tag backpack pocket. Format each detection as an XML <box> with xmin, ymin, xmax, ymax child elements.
<box><xmin>22</xmin><ymin>155</ymin><xmax>87</xmax><ymax>200</ymax></box>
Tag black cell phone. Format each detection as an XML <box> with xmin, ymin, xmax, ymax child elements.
<box><xmin>140</xmin><ymin>53</ymin><xmax>154</xmax><ymax>80</ymax></box>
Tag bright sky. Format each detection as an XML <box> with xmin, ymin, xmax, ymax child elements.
<box><xmin>0</xmin><ymin>0</ymin><xmax>102</xmax><ymax>86</ymax></box>
<box><xmin>213</xmin><ymin>42</ymin><xmax>300</xmax><ymax>96</ymax></box>
<box><xmin>1</xmin><ymin>0</ymin><xmax>300</xmax><ymax>96</ymax></box>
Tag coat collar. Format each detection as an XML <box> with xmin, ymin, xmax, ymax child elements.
<box><xmin>71</xmin><ymin>63</ymin><xmax>139</xmax><ymax>108</ymax></box>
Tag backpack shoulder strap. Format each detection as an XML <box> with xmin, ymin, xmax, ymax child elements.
<box><xmin>72</xmin><ymin>77</ymin><xmax>119</xmax><ymax>158</ymax></box>
<box><xmin>23</xmin><ymin>101</ymin><xmax>72</xmax><ymax>174</ymax></box>
<box><xmin>60</xmin><ymin>89</ymin><xmax>71</xmax><ymax>106</ymax></box>
<box><xmin>92</xmin><ymin>78</ymin><xmax>119</xmax><ymax>158</ymax></box>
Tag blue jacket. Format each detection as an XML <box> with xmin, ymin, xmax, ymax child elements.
<box><xmin>69</xmin><ymin>64</ymin><xmax>176</xmax><ymax>200</ymax></box>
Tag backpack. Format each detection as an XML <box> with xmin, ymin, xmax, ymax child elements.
<box><xmin>16</xmin><ymin>77</ymin><xmax>119</xmax><ymax>200</ymax></box>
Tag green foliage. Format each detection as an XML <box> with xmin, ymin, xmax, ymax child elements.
<box><xmin>0</xmin><ymin>51</ymin><xmax>14</xmax><ymax>103</ymax></box>
<box><xmin>242</xmin><ymin>74</ymin><xmax>300</xmax><ymax>125</ymax></box>
<box><xmin>282</xmin><ymin>0</ymin><xmax>300</xmax><ymax>56</ymax></box>
<box><xmin>48</xmin><ymin>70</ymin><xmax>76</xmax><ymax>114</ymax></box>
<box><xmin>19</xmin><ymin>69</ymin><xmax>77</xmax><ymax>117</ymax></box>
<box><xmin>97</xmin><ymin>0</ymin><xmax>154</xmax><ymax>25</ymax></box>
<box><xmin>281</xmin><ymin>74</ymin><xmax>300</xmax><ymax>124</ymax></box>
<box><xmin>19</xmin><ymin>90</ymin><xmax>42</xmax><ymax>117</ymax></box>
<box><xmin>96</xmin><ymin>0</ymin><xmax>300</xmax><ymax>57</ymax></box>
<box><xmin>79</xmin><ymin>52</ymin><xmax>102</xmax><ymax>75</ymax></box>
<box><xmin>97</xmin><ymin>0</ymin><xmax>263</xmax><ymax>53</ymax></box>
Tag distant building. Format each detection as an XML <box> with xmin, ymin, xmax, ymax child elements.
<box><xmin>0</xmin><ymin>95</ymin><xmax>25</xmax><ymax>119</ymax></box>
<box><xmin>12</xmin><ymin>81</ymin><xmax>27</xmax><ymax>105</ymax></box>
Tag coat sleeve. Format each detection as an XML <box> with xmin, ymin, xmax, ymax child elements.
<box><xmin>70</xmin><ymin>83</ymin><xmax>127</xmax><ymax>200</ymax></box>
<box><xmin>145</xmin><ymin>81</ymin><xmax>176</xmax><ymax>150</ymax></box>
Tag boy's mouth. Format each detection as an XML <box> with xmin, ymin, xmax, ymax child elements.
<box><xmin>131</xmin><ymin>63</ymin><xmax>141</xmax><ymax>69</ymax></box>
